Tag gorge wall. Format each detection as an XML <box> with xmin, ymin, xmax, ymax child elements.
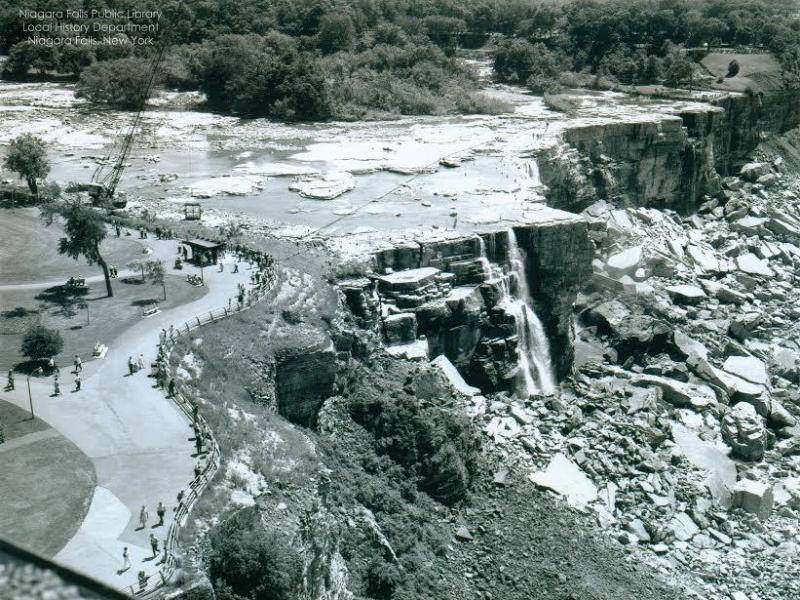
<box><xmin>340</xmin><ymin>215</ymin><xmax>593</xmax><ymax>394</ymax></box>
<box><xmin>538</xmin><ymin>91</ymin><xmax>800</xmax><ymax>214</ymax></box>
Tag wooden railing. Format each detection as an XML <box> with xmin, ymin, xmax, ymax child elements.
<box><xmin>126</xmin><ymin>268</ymin><xmax>276</xmax><ymax>598</ymax></box>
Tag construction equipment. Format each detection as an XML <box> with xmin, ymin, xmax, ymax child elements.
<box><xmin>87</xmin><ymin>45</ymin><xmax>166</xmax><ymax>208</ymax></box>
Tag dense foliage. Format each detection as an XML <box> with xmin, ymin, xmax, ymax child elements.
<box><xmin>21</xmin><ymin>325</ymin><xmax>63</xmax><ymax>362</ymax></box>
<box><xmin>207</xmin><ymin>506</ymin><xmax>301</xmax><ymax>600</ymax></box>
<box><xmin>2</xmin><ymin>0</ymin><xmax>798</xmax><ymax>116</ymax></box>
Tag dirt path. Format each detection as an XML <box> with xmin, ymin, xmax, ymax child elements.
<box><xmin>0</xmin><ymin>239</ymin><xmax>252</xmax><ymax>592</ymax></box>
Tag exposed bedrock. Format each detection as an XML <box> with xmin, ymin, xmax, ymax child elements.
<box><xmin>538</xmin><ymin>91</ymin><xmax>800</xmax><ymax>214</ymax></box>
<box><xmin>275</xmin><ymin>336</ymin><xmax>338</xmax><ymax>426</ymax></box>
<box><xmin>345</xmin><ymin>217</ymin><xmax>593</xmax><ymax>393</ymax></box>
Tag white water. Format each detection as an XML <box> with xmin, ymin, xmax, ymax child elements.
<box><xmin>505</xmin><ymin>229</ymin><xmax>557</xmax><ymax>396</ymax></box>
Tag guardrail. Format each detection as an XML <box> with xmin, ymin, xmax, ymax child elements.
<box><xmin>126</xmin><ymin>266</ymin><xmax>277</xmax><ymax>598</ymax></box>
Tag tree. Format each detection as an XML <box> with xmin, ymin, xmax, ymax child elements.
<box><xmin>51</xmin><ymin>204</ymin><xmax>114</xmax><ymax>297</ymax></box>
<box><xmin>21</xmin><ymin>325</ymin><xmax>63</xmax><ymax>364</ymax></box>
<box><xmin>146</xmin><ymin>260</ymin><xmax>167</xmax><ymax>301</ymax></box>
<box><xmin>3</xmin><ymin>134</ymin><xmax>50</xmax><ymax>195</ymax></box>
<box><xmin>316</xmin><ymin>13</ymin><xmax>355</xmax><ymax>54</ymax></box>
<box><xmin>75</xmin><ymin>57</ymin><xmax>153</xmax><ymax>110</ymax></box>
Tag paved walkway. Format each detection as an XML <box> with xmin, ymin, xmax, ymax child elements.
<box><xmin>0</xmin><ymin>237</ymin><xmax>251</xmax><ymax>592</ymax></box>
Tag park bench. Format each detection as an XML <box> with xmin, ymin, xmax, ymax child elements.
<box><xmin>142</xmin><ymin>303</ymin><xmax>161</xmax><ymax>318</ymax></box>
<box><xmin>65</xmin><ymin>277</ymin><xmax>87</xmax><ymax>289</ymax></box>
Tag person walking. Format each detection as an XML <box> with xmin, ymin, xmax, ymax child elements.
<box><xmin>168</xmin><ymin>379</ymin><xmax>175</xmax><ymax>398</ymax></box>
<box><xmin>121</xmin><ymin>547</ymin><xmax>131</xmax><ymax>572</ymax></box>
<box><xmin>149</xmin><ymin>533</ymin><xmax>159</xmax><ymax>558</ymax></box>
<box><xmin>74</xmin><ymin>355</ymin><xmax>82</xmax><ymax>373</ymax></box>
<box><xmin>6</xmin><ymin>371</ymin><xmax>14</xmax><ymax>391</ymax></box>
<box><xmin>138</xmin><ymin>505</ymin><xmax>148</xmax><ymax>529</ymax></box>
<box><xmin>53</xmin><ymin>372</ymin><xmax>60</xmax><ymax>396</ymax></box>
<box><xmin>73</xmin><ymin>373</ymin><xmax>81</xmax><ymax>392</ymax></box>
<box><xmin>194</xmin><ymin>462</ymin><xmax>202</xmax><ymax>479</ymax></box>
<box><xmin>156</xmin><ymin>502</ymin><xmax>166</xmax><ymax>527</ymax></box>
<box><xmin>128</xmin><ymin>356</ymin><xmax>135</xmax><ymax>375</ymax></box>
<box><xmin>137</xmin><ymin>354</ymin><xmax>145</xmax><ymax>371</ymax></box>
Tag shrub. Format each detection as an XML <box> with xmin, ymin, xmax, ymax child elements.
<box><xmin>21</xmin><ymin>325</ymin><xmax>63</xmax><ymax>363</ymax></box>
<box><xmin>726</xmin><ymin>59</ymin><xmax>741</xmax><ymax>78</ymax></box>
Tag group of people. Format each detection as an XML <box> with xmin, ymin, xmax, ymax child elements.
<box><xmin>119</xmin><ymin>502</ymin><xmax>168</xmax><ymax>578</ymax></box>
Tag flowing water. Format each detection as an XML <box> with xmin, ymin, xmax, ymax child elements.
<box><xmin>476</xmin><ymin>230</ymin><xmax>556</xmax><ymax>396</ymax></box>
<box><xmin>505</xmin><ymin>229</ymin><xmax>556</xmax><ymax>396</ymax></box>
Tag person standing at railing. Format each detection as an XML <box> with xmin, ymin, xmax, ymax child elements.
<box><xmin>149</xmin><ymin>533</ymin><xmax>159</xmax><ymax>558</ymax></box>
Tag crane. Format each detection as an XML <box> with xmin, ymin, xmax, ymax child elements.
<box><xmin>86</xmin><ymin>45</ymin><xmax>166</xmax><ymax>208</ymax></box>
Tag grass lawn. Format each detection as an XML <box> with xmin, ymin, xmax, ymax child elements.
<box><xmin>0</xmin><ymin>274</ymin><xmax>208</xmax><ymax>371</ymax></box>
<box><xmin>0</xmin><ymin>207</ymin><xmax>144</xmax><ymax>284</ymax></box>
<box><xmin>701</xmin><ymin>52</ymin><xmax>782</xmax><ymax>92</ymax></box>
<box><xmin>0</xmin><ymin>399</ymin><xmax>49</xmax><ymax>441</ymax></box>
<box><xmin>0</xmin><ymin>400</ymin><xmax>96</xmax><ymax>556</ymax></box>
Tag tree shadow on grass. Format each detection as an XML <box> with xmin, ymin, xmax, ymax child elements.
<box><xmin>121</xmin><ymin>277</ymin><xmax>145</xmax><ymax>285</ymax></box>
<box><xmin>131</xmin><ymin>298</ymin><xmax>160</xmax><ymax>307</ymax></box>
<box><xmin>34</xmin><ymin>285</ymin><xmax>90</xmax><ymax>318</ymax></box>
<box><xmin>13</xmin><ymin>359</ymin><xmax>53</xmax><ymax>376</ymax></box>
<box><xmin>1</xmin><ymin>306</ymin><xmax>40</xmax><ymax>319</ymax></box>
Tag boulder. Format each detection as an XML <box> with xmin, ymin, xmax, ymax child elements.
<box><xmin>731</xmin><ymin>216</ymin><xmax>768</xmax><ymax>236</ymax></box>
<box><xmin>672</xmin><ymin>330</ymin><xmax>709</xmax><ymax>360</ymax></box>
<box><xmin>722</xmin><ymin>403</ymin><xmax>767</xmax><ymax>461</ymax></box>
<box><xmin>383</xmin><ymin>312</ymin><xmax>417</xmax><ymax>344</ymax></box>
<box><xmin>722</xmin><ymin>355</ymin><xmax>769</xmax><ymax>386</ymax></box>
<box><xmin>735</xmin><ymin>253</ymin><xmax>773</xmax><ymax>277</ymax></box>
<box><xmin>700</xmin><ymin>279</ymin><xmax>746</xmax><ymax>305</ymax></box>
<box><xmin>728</xmin><ymin>312</ymin><xmax>762</xmax><ymax>341</ymax></box>
<box><xmin>632</xmin><ymin>374</ymin><xmax>717</xmax><ymax>410</ymax></box>
<box><xmin>739</xmin><ymin>162</ymin><xmax>770</xmax><ymax>182</ymax></box>
<box><xmin>687</xmin><ymin>244</ymin><xmax>720</xmax><ymax>273</ymax></box>
<box><xmin>666</xmin><ymin>284</ymin><xmax>706</xmax><ymax>305</ymax></box>
<box><xmin>606</xmin><ymin>246</ymin><xmax>643</xmax><ymax>277</ymax></box>
<box><xmin>529</xmin><ymin>453</ymin><xmax>598</xmax><ymax>510</ymax></box>
<box><xmin>733</xmin><ymin>479</ymin><xmax>773</xmax><ymax>520</ymax></box>
<box><xmin>668</xmin><ymin>512</ymin><xmax>699</xmax><ymax>542</ymax></box>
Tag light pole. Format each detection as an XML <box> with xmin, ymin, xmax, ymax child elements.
<box><xmin>27</xmin><ymin>366</ymin><xmax>43</xmax><ymax>420</ymax></box>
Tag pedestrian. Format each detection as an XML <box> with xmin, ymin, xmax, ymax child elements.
<box><xmin>176</xmin><ymin>489</ymin><xmax>184</xmax><ymax>505</ymax></box>
<box><xmin>138</xmin><ymin>570</ymin><xmax>148</xmax><ymax>590</ymax></box>
<box><xmin>48</xmin><ymin>357</ymin><xmax>55</xmax><ymax>372</ymax></box>
<box><xmin>121</xmin><ymin>546</ymin><xmax>130</xmax><ymax>571</ymax></box>
<box><xmin>73</xmin><ymin>373</ymin><xmax>81</xmax><ymax>392</ymax></box>
<box><xmin>128</xmin><ymin>356</ymin><xmax>135</xmax><ymax>375</ymax></box>
<box><xmin>116</xmin><ymin>224</ymin><xmax>121</xmax><ymax>237</ymax></box>
<box><xmin>192</xmin><ymin>402</ymin><xmax>198</xmax><ymax>423</ymax></box>
<box><xmin>218</xmin><ymin>261</ymin><xmax>224</xmax><ymax>272</ymax></box>
<box><xmin>156</xmin><ymin>501</ymin><xmax>166</xmax><ymax>526</ymax></box>
<box><xmin>194</xmin><ymin>434</ymin><xmax>203</xmax><ymax>455</ymax></box>
<box><xmin>233</xmin><ymin>263</ymin><xmax>239</xmax><ymax>273</ymax></box>
<box><xmin>194</xmin><ymin>462</ymin><xmax>201</xmax><ymax>479</ymax></box>
<box><xmin>137</xmin><ymin>354</ymin><xmax>145</xmax><ymax>371</ymax></box>
<box><xmin>74</xmin><ymin>355</ymin><xmax>82</xmax><ymax>372</ymax></box>
<box><xmin>53</xmin><ymin>374</ymin><xmax>60</xmax><ymax>396</ymax></box>
<box><xmin>7</xmin><ymin>370</ymin><xmax>14</xmax><ymax>391</ymax></box>
<box><xmin>138</xmin><ymin>505</ymin><xmax>148</xmax><ymax>529</ymax></box>
<box><xmin>168</xmin><ymin>379</ymin><xmax>175</xmax><ymax>398</ymax></box>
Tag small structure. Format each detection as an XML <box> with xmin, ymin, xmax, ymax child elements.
<box><xmin>184</xmin><ymin>203</ymin><xmax>202</xmax><ymax>221</ymax></box>
<box><xmin>183</xmin><ymin>238</ymin><xmax>225</xmax><ymax>266</ymax></box>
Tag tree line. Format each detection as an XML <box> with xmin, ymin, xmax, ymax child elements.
<box><xmin>1</xmin><ymin>0</ymin><xmax>798</xmax><ymax>119</ymax></box>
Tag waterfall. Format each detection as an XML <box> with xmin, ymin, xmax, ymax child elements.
<box><xmin>505</xmin><ymin>229</ymin><xmax>556</xmax><ymax>396</ymax></box>
<box><xmin>477</xmin><ymin>235</ymin><xmax>495</xmax><ymax>280</ymax></box>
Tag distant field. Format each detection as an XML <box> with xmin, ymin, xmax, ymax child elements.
<box><xmin>701</xmin><ymin>52</ymin><xmax>782</xmax><ymax>92</ymax></box>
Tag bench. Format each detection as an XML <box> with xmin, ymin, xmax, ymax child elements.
<box><xmin>142</xmin><ymin>304</ymin><xmax>161</xmax><ymax>318</ymax></box>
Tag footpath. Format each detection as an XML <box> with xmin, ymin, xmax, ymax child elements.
<box><xmin>0</xmin><ymin>237</ymin><xmax>254</xmax><ymax>592</ymax></box>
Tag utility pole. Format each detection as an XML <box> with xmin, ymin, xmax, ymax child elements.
<box><xmin>27</xmin><ymin>367</ymin><xmax>43</xmax><ymax>420</ymax></box>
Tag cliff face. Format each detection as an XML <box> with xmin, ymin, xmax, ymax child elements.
<box><xmin>538</xmin><ymin>91</ymin><xmax>800</xmax><ymax>214</ymax></box>
<box><xmin>346</xmin><ymin>217</ymin><xmax>593</xmax><ymax>392</ymax></box>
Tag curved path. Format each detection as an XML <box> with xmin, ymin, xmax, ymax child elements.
<box><xmin>0</xmin><ymin>237</ymin><xmax>251</xmax><ymax>591</ymax></box>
